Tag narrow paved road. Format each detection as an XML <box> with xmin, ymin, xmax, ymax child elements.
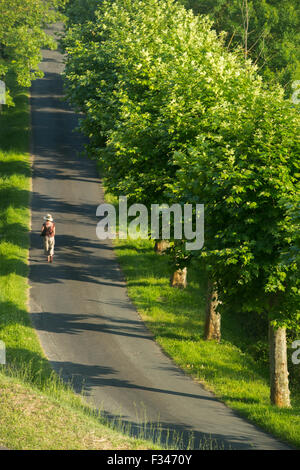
<box><xmin>29</xmin><ymin>24</ymin><xmax>290</xmax><ymax>450</ymax></box>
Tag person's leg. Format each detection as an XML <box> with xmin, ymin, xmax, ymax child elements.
<box><xmin>44</xmin><ymin>237</ymin><xmax>50</xmax><ymax>262</ymax></box>
<box><xmin>49</xmin><ymin>237</ymin><xmax>55</xmax><ymax>262</ymax></box>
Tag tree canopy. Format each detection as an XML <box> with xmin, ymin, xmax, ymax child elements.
<box><xmin>62</xmin><ymin>0</ymin><xmax>299</xmax><ymax>406</ymax></box>
<box><xmin>179</xmin><ymin>0</ymin><xmax>300</xmax><ymax>96</ymax></box>
<box><xmin>0</xmin><ymin>0</ymin><xmax>65</xmax><ymax>103</ymax></box>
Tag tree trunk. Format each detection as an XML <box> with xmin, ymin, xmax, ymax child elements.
<box><xmin>154</xmin><ymin>240</ymin><xmax>169</xmax><ymax>254</ymax></box>
<box><xmin>269</xmin><ymin>323</ymin><xmax>291</xmax><ymax>407</ymax></box>
<box><xmin>170</xmin><ymin>267</ymin><xmax>187</xmax><ymax>289</ymax></box>
<box><xmin>204</xmin><ymin>280</ymin><xmax>221</xmax><ymax>342</ymax></box>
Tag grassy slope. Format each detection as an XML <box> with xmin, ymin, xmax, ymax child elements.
<box><xmin>0</xmin><ymin>373</ymin><xmax>157</xmax><ymax>450</ymax></box>
<box><xmin>0</xmin><ymin>83</ymin><xmax>157</xmax><ymax>450</ymax></box>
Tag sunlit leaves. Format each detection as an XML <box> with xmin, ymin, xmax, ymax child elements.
<box><xmin>62</xmin><ymin>0</ymin><xmax>300</xmax><ymax>329</ymax></box>
<box><xmin>0</xmin><ymin>0</ymin><xmax>65</xmax><ymax>100</ymax></box>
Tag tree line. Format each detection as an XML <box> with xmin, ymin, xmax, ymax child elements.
<box><xmin>180</xmin><ymin>0</ymin><xmax>300</xmax><ymax>98</ymax></box>
<box><xmin>1</xmin><ymin>0</ymin><xmax>296</xmax><ymax>410</ymax></box>
<box><xmin>61</xmin><ymin>0</ymin><xmax>299</xmax><ymax>409</ymax></box>
<box><xmin>61</xmin><ymin>0</ymin><xmax>299</xmax><ymax>408</ymax></box>
<box><xmin>0</xmin><ymin>0</ymin><xmax>65</xmax><ymax>104</ymax></box>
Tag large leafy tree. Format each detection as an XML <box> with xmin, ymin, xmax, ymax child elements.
<box><xmin>63</xmin><ymin>0</ymin><xmax>300</xmax><ymax>406</ymax></box>
<box><xmin>63</xmin><ymin>0</ymin><xmax>262</xmax><ymax>205</ymax></box>
<box><xmin>173</xmin><ymin>85</ymin><xmax>299</xmax><ymax>406</ymax></box>
<box><xmin>179</xmin><ymin>0</ymin><xmax>300</xmax><ymax>95</ymax></box>
<box><xmin>62</xmin><ymin>0</ymin><xmax>256</xmax><ymax>277</ymax></box>
<box><xmin>0</xmin><ymin>0</ymin><xmax>65</xmax><ymax>103</ymax></box>
<box><xmin>63</xmin><ymin>0</ymin><xmax>101</xmax><ymax>26</ymax></box>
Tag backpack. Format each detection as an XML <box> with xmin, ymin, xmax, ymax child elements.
<box><xmin>42</xmin><ymin>222</ymin><xmax>55</xmax><ymax>237</ymax></box>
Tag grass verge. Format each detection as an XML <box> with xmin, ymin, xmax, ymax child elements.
<box><xmin>0</xmin><ymin>82</ymin><xmax>158</xmax><ymax>450</ymax></box>
<box><xmin>0</xmin><ymin>372</ymin><xmax>158</xmax><ymax>450</ymax></box>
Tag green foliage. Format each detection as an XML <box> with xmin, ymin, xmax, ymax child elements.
<box><xmin>62</xmin><ymin>0</ymin><xmax>259</xmax><ymax>205</ymax></box>
<box><xmin>279</xmin><ymin>191</ymin><xmax>300</xmax><ymax>302</ymax></box>
<box><xmin>0</xmin><ymin>0</ymin><xmax>65</xmax><ymax>102</ymax></box>
<box><xmin>166</xmin><ymin>241</ymin><xmax>193</xmax><ymax>271</ymax></box>
<box><xmin>63</xmin><ymin>0</ymin><xmax>101</xmax><ymax>26</ymax></box>
<box><xmin>179</xmin><ymin>0</ymin><xmax>300</xmax><ymax>95</ymax></box>
<box><xmin>173</xmin><ymin>88</ymin><xmax>300</xmax><ymax>329</ymax></box>
<box><xmin>62</xmin><ymin>0</ymin><xmax>300</xmax><ymax>331</ymax></box>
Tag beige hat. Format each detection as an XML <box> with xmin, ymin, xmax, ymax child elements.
<box><xmin>43</xmin><ymin>214</ymin><xmax>53</xmax><ymax>221</ymax></box>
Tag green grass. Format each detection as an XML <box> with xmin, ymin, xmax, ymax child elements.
<box><xmin>0</xmin><ymin>372</ymin><xmax>159</xmax><ymax>450</ymax></box>
<box><xmin>0</xmin><ymin>82</ymin><xmax>36</xmax><ymax>380</ymax></box>
<box><xmin>108</xmin><ymin>232</ymin><xmax>300</xmax><ymax>449</ymax></box>
<box><xmin>0</xmin><ymin>82</ymin><xmax>160</xmax><ymax>450</ymax></box>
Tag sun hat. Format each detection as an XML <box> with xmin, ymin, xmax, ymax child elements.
<box><xmin>43</xmin><ymin>214</ymin><xmax>53</xmax><ymax>222</ymax></box>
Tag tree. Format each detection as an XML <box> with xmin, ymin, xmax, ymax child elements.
<box><xmin>0</xmin><ymin>0</ymin><xmax>65</xmax><ymax>103</ymax></box>
<box><xmin>63</xmin><ymin>0</ymin><xmax>300</xmax><ymax>405</ymax></box>
<box><xmin>62</xmin><ymin>0</ymin><xmax>259</xmax><ymax>284</ymax></box>
<box><xmin>179</xmin><ymin>0</ymin><xmax>300</xmax><ymax>96</ymax></box>
<box><xmin>63</xmin><ymin>0</ymin><xmax>101</xmax><ymax>26</ymax></box>
<box><xmin>173</xmin><ymin>85</ymin><xmax>299</xmax><ymax>407</ymax></box>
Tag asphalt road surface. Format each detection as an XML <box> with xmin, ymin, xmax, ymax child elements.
<box><xmin>29</xmin><ymin>24</ymin><xmax>291</xmax><ymax>450</ymax></box>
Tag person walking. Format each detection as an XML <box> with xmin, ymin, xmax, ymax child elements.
<box><xmin>41</xmin><ymin>214</ymin><xmax>56</xmax><ymax>263</ymax></box>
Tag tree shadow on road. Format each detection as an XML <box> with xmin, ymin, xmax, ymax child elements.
<box><xmin>40</xmin><ymin>359</ymin><xmax>252</xmax><ymax>450</ymax></box>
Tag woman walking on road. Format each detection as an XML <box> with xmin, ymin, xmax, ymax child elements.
<box><xmin>41</xmin><ymin>214</ymin><xmax>56</xmax><ymax>263</ymax></box>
